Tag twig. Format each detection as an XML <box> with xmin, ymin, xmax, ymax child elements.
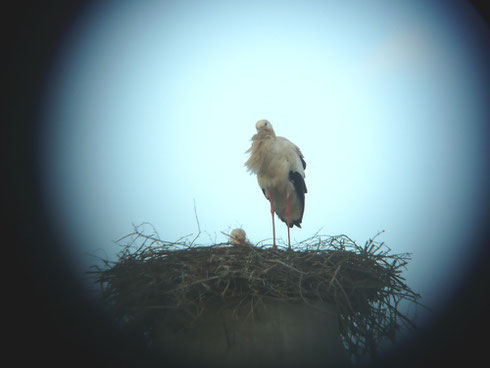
<box><xmin>327</xmin><ymin>264</ymin><xmax>342</xmax><ymax>292</ymax></box>
<box><xmin>190</xmin><ymin>199</ymin><xmax>201</xmax><ymax>246</ymax></box>
<box><xmin>265</xmin><ymin>259</ymin><xmax>306</xmax><ymax>274</ymax></box>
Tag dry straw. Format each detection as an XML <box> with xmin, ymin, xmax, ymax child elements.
<box><xmin>89</xmin><ymin>224</ymin><xmax>423</xmax><ymax>362</ymax></box>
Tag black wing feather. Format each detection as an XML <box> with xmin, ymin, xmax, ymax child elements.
<box><xmin>300</xmin><ymin>156</ymin><xmax>306</xmax><ymax>170</ymax></box>
<box><xmin>288</xmin><ymin>171</ymin><xmax>307</xmax><ymax>227</ymax></box>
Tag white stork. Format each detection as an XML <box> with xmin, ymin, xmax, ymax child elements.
<box><xmin>245</xmin><ymin>119</ymin><xmax>307</xmax><ymax>249</ymax></box>
<box><xmin>229</xmin><ymin>228</ymin><xmax>247</xmax><ymax>246</ymax></box>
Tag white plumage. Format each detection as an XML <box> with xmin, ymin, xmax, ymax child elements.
<box><xmin>245</xmin><ymin>119</ymin><xmax>307</xmax><ymax>249</ymax></box>
<box><xmin>229</xmin><ymin>228</ymin><xmax>248</xmax><ymax>246</ymax></box>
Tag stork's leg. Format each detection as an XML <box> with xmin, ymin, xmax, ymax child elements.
<box><xmin>269</xmin><ymin>191</ymin><xmax>276</xmax><ymax>249</ymax></box>
<box><xmin>286</xmin><ymin>195</ymin><xmax>291</xmax><ymax>250</ymax></box>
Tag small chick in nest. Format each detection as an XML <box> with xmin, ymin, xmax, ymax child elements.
<box><xmin>229</xmin><ymin>228</ymin><xmax>249</xmax><ymax>246</ymax></box>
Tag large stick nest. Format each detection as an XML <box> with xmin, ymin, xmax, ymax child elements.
<box><xmin>90</xmin><ymin>225</ymin><xmax>422</xmax><ymax>362</ymax></box>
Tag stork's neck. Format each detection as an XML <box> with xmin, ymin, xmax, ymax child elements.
<box><xmin>253</xmin><ymin>131</ymin><xmax>276</xmax><ymax>141</ymax></box>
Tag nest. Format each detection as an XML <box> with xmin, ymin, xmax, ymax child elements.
<box><xmin>90</xmin><ymin>225</ymin><xmax>422</xmax><ymax>362</ymax></box>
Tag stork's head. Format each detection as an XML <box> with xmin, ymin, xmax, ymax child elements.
<box><xmin>255</xmin><ymin>119</ymin><xmax>276</xmax><ymax>137</ymax></box>
<box><xmin>230</xmin><ymin>228</ymin><xmax>247</xmax><ymax>246</ymax></box>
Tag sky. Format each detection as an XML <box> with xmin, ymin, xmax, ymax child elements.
<box><xmin>40</xmin><ymin>0</ymin><xmax>488</xmax><ymax>329</ymax></box>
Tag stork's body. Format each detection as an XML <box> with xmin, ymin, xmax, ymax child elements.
<box><xmin>245</xmin><ymin>120</ymin><xmax>307</xmax><ymax>249</ymax></box>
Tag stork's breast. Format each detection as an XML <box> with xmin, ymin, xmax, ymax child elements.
<box><xmin>258</xmin><ymin>155</ymin><xmax>290</xmax><ymax>187</ymax></box>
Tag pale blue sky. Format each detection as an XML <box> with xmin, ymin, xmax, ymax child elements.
<box><xmin>40</xmin><ymin>0</ymin><xmax>488</xmax><ymax>326</ymax></box>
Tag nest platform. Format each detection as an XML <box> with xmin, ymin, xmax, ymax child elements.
<box><xmin>90</xmin><ymin>227</ymin><xmax>421</xmax><ymax>365</ymax></box>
